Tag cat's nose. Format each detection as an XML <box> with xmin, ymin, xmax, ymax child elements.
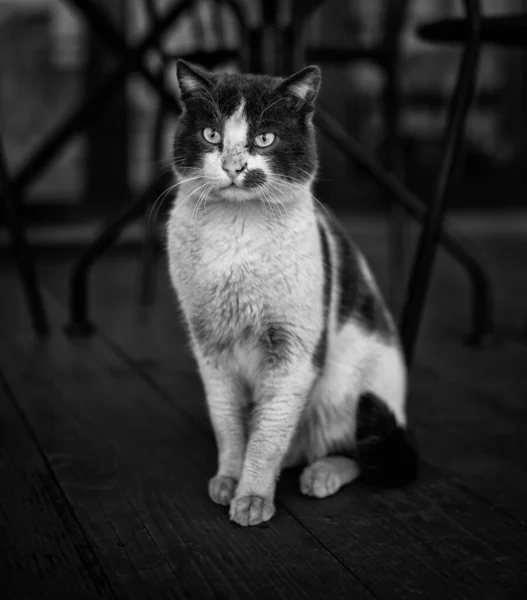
<box><xmin>222</xmin><ymin>157</ymin><xmax>247</xmax><ymax>178</ymax></box>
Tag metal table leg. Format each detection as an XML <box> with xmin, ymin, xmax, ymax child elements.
<box><xmin>64</xmin><ymin>179</ymin><xmax>161</xmax><ymax>336</ymax></box>
<box><xmin>0</xmin><ymin>138</ymin><xmax>49</xmax><ymax>337</ymax></box>
<box><xmin>400</xmin><ymin>0</ymin><xmax>482</xmax><ymax>366</ymax></box>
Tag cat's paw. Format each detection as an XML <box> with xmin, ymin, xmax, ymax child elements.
<box><xmin>209</xmin><ymin>475</ymin><xmax>238</xmax><ymax>506</ymax></box>
<box><xmin>300</xmin><ymin>462</ymin><xmax>341</xmax><ymax>498</ymax></box>
<box><xmin>229</xmin><ymin>494</ymin><xmax>275</xmax><ymax>526</ymax></box>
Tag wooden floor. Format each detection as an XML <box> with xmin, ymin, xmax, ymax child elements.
<box><xmin>1</xmin><ymin>219</ymin><xmax>527</xmax><ymax>599</ymax></box>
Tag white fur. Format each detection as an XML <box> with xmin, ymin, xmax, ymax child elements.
<box><xmin>288</xmin><ymin>80</ymin><xmax>312</xmax><ymax>101</ymax></box>
<box><xmin>223</xmin><ymin>99</ymin><xmax>247</xmax><ymax>150</ymax></box>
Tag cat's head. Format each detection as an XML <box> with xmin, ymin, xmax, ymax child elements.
<box><xmin>173</xmin><ymin>61</ymin><xmax>321</xmax><ymax>203</ymax></box>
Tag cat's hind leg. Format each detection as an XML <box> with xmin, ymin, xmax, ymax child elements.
<box><xmin>300</xmin><ymin>456</ymin><xmax>360</xmax><ymax>498</ymax></box>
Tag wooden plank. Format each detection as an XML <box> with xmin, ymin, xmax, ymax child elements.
<box><xmin>0</xmin><ymin>373</ymin><xmax>116</xmax><ymax>600</ymax></box>
<box><xmin>36</xmin><ymin>255</ymin><xmax>527</xmax><ymax>598</ymax></box>
<box><xmin>409</xmin><ymin>365</ymin><xmax>527</xmax><ymax>523</ymax></box>
<box><xmin>279</xmin><ymin>466</ymin><xmax>527</xmax><ymax>599</ymax></box>
<box><xmin>0</xmin><ymin>279</ymin><xmax>374</xmax><ymax>599</ymax></box>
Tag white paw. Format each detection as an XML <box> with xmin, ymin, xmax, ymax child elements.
<box><xmin>229</xmin><ymin>495</ymin><xmax>275</xmax><ymax>526</ymax></box>
<box><xmin>300</xmin><ymin>462</ymin><xmax>342</xmax><ymax>498</ymax></box>
<box><xmin>209</xmin><ymin>475</ymin><xmax>238</xmax><ymax>506</ymax></box>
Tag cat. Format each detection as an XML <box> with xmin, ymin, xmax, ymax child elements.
<box><xmin>167</xmin><ymin>60</ymin><xmax>418</xmax><ymax>527</ymax></box>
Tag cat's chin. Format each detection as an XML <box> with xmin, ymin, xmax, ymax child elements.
<box><xmin>216</xmin><ymin>185</ymin><xmax>261</xmax><ymax>202</ymax></box>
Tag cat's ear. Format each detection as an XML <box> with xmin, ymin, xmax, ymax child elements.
<box><xmin>176</xmin><ymin>60</ymin><xmax>214</xmax><ymax>103</ymax></box>
<box><xmin>277</xmin><ymin>66</ymin><xmax>321</xmax><ymax>109</ymax></box>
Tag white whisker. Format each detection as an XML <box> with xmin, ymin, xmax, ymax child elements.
<box><xmin>149</xmin><ymin>174</ymin><xmax>203</xmax><ymax>226</ymax></box>
<box><xmin>184</xmin><ymin>88</ymin><xmax>221</xmax><ymax>119</ymax></box>
<box><xmin>257</xmin><ymin>97</ymin><xmax>288</xmax><ymax>124</ymax></box>
<box><xmin>192</xmin><ymin>184</ymin><xmax>212</xmax><ymax>223</ymax></box>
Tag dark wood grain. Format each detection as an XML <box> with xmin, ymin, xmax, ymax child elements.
<box><xmin>0</xmin><ymin>373</ymin><xmax>116</xmax><ymax>600</ymax></box>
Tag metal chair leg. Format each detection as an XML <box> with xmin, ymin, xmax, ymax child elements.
<box><xmin>12</xmin><ymin>0</ymin><xmax>186</xmax><ymax>194</ymax></box>
<box><xmin>64</xmin><ymin>180</ymin><xmax>160</xmax><ymax>336</ymax></box>
<box><xmin>315</xmin><ymin>108</ymin><xmax>492</xmax><ymax>349</ymax></box>
<box><xmin>380</xmin><ymin>0</ymin><xmax>410</xmax><ymax>314</ymax></box>
<box><xmin>400</xmin><ymin>0</ymin><xmax>482</xmax><ymax>366</ymax></box>
<box><xmin>139</xmin><ymin>167</ymin><xmax>173</xmax><ymax>308</ymax></box>
<box><xmin>0</xmin><ymin>139</ymin><xmax>49</xmax><ymax>337</ymax></box>
<box><xmin>381</xmin><ymin>66</ymin><xmax>407</xmax><ymax>315</ymax></box>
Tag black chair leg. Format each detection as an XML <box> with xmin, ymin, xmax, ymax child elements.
<box><xmin>382</xmin><ymin>70</ymin><xmax>407</xmax><ymax>314</ymax></box>
<box><xmin>0</xmin><ymin>139</ymin><xmax>49</xmax><ymax>337</ymax></box>
<box><xmin>12</xmin><ymin>0</ymin><xmax>185</xmax><ymax>195</ymax></box>
<box><xmin>381</xmin><ymin>0</ymin><xmax>410</xmax><ymax>314</ymax></box>
<box><xmin>65</xmin><ymin>180</ymin><xmax>159</xmax><ymax>336</ymax></box>
<box><xmin>400</xmin><ymin>0</ymin><xmax>482</xmax><ymax>366</ymax></box>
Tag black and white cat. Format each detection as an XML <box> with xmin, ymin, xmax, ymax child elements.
<box><xmin>167</xmin><ymin>60</ymin><xmax>418</xmax><ymax>527</ymax></box>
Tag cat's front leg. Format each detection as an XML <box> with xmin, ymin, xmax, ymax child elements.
<box><xmin>230</xmin><ymin>361</ymin><xmax>314</xmax><ymax>526</ymax></box>
<box><xmin>197</xmin><ymin>355</ymin><xmax>248</xmax><ymax>506</ymax></box>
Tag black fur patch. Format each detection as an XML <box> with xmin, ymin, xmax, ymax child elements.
<box><xmin>328</xmin><ymin>217</ymin><xmax>394</xmax><ymax>338</ymax></box>
<box><xmin>354</xmin><ymin>392</ymin><xmax>418</xmax><ymax>487</ymax></box>
<box><xmin>244</xmin><ymin>168</ymin><xmax>266</xmax><ymax>188</ymax></box>
<box><xmin>312</xmin><ymin>222</ymin><xmax>332</xmax><ymax>370</ymax></box>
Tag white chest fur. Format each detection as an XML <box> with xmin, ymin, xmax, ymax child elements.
<box><xmin>166</xmin><ymin>187</ymin><xmax>323</xmax><ymax>365</ymax></box>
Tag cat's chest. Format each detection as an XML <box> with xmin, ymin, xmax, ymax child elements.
<box><xmin>183</xmin><ymin>218</ymin><xmax>286</xmax><ymax>292</ymax></box>
<box><xmin>170</xmin><ymin>212</ymin><xmax>295</xmax><ymax>335</ymax></box>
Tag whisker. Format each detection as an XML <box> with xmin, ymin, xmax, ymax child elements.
<box><xmin>184</xmin><ymin>90</ymin><xmax>221</xmax><ymax>120</ymax></box>
<box><xmin>149</xmin><ymin>175</ymin><xmax>203</xmax><ymax>226</ymax></box>
<box><xmin>159</xmin><ymin>181</ymin><xmax>209</xmax><ymax>239</ymax></box>
<box><xmin>261</xmin><ymin>185</ymin><xmax>285</xmax><ymax>221</ymax></box>
<box><xmin>164</xmin><ymin>181</ymin><xmax>208</xmax><ymax>221</ymax></box>
<box><xmin>313</xmin><ymin>196</ymin><xmax>332</xmax><ymax>221</ymax></box>
<box><xmin>192</xmin><ymin>185</ymin><xmax>212</xmax><ymax>223</ymax></box>
<box><xmin>268</xmin><ymin>176</ymin><xmax>330</xmax><ymax>221</ymax></box>
<box><xmin>261</xmin><ymin>188</ymin><xmax>278</xmax><ymax>221</ymax></box>
<box><xmin>257</xmin><ymin>97</ymin><xmax>289</xmax><ymax>124</ymax></box>
<box><xmin>256</xmin><ymin>189</ymin><xmax>269</xmax><ymax>221</ymax></box>
<box><xmin>267</xmin><ymin>187</ymin><xmax>290</xmax><ymax>219</ymax></box>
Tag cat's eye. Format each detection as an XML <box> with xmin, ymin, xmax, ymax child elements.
<box><xmin>254</xmin><ymin>133</ymin><xmax>276</xmax><ymax>148</ymax></box>
<box><xmin>203</xmin><ymin>127</ymin><xmax>221</xmax><ymax>144</ymax></box>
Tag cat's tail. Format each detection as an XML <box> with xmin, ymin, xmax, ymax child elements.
<box><xmin>354</xmin><ymin>392</ymin><xmax>419</xmax><ymax>487</ymax></box>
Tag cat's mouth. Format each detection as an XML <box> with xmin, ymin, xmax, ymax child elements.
<box><xmin>217</xmin><ymin>181</ymin><xmax>260</xmax><ymax>202</ymax></box>
<box><xmin>220</xmin><ymin>180</ymin><xmax>247</xmax><ymax>191</ymax></box>
<box><xmin>219</xmin><ymin>182</ymin><xmax>241</xmax><ymax>191</ymax></box>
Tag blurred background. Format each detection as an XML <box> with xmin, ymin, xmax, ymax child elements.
<box><xmin>0</xmin><ymin>0</ymin><xmax>525</xmax><ymax>250</ymax></box>
<box><xmin>1</xmin><ymin>7</ymin><xmax>527</xmax><ymax>594</ymax></box>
